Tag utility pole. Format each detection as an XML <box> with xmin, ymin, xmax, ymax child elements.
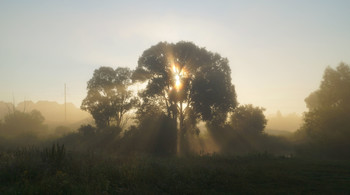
<box><xmin>12</xmin><ymin>93</ymin><xmax>16</xmax><ymax>113</ymax></box>
<box><xmin>64</xmin><ymin>83</ymin><xmax>67</xmax><ymax>122</ymax></box>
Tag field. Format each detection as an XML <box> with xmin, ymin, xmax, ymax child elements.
<box><xmin>1</xmin><ymin>145</ymin><xmax>349</xmax><ymax>194</ymax></box>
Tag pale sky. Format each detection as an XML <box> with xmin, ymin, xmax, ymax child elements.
<box><xmin>1</xmin><ymin>0</ymin><xmax>350</xmax><ymax>115</ymax></box>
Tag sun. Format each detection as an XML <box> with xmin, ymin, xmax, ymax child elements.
<box><xmin>172</xmin><ymin>65</ymin><xmax>183</xmax><ymax>90</ymax></box>
<box><xmin>175</xmin><ymin>74</ymin><xmax>181</xmax><ymax>89</ymax></box>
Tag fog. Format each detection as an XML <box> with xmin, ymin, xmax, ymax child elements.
<box><xmin>0</xmin><ymin>49</ymin><xmax>348</xmax><ymax>160</ymax></box>
<box><xmin>0</xmin><ymin>101</ymin><xmax>92</xmax><ymax>147</ymax></box>
<box><xmin>265</xmin><ymin>111</ymin><xmax>302</xmax><ymax>136</ymax></box>
<box><xmin>1</xmin><ymin>43</ymin><xmax>350</xmax><ymax>194</ymax></box>
<box><xmin>1</xmin><ymin>0</ymin><xmax>350</xmax><ymax>193</ymax></box>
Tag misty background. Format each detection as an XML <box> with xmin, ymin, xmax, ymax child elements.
<box><xmin>0</xmin><ymin>100</ymin><xmax>301</xmax><ymax>136</ymax></box>
<box><xmin>1</xmin><ymin>0</ymin><xmax>350</xmax><ymax>115</ymax></box>
<box><xmin>1</xmin><ymin>1</ymin><xmax>350</xmax><ymax>193</ymax></box>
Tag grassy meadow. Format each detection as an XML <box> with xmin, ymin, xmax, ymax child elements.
<box><xmin>1</xmin><ymin>145</ymin><xmax>349</xmax><ymax>194</ymax></box>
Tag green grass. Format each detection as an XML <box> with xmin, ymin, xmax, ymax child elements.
<box><xmin>0</xmin><ymin>147</ymin><xmax>349</xmax><ymax>194</ymax></box>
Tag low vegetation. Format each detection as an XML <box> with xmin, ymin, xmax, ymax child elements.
<box><xmin>1</xmin><ymin>146</ymin><xmax>349</xmax><ymax>194</ymax></box>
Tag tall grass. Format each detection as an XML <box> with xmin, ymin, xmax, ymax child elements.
<box><xmin>0</xmin><ymin>146</ymin><xmax>350</xmax><ymax>194</ymax></box>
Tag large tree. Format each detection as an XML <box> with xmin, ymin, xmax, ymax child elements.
<box><xmin>81</xmin><ymin>67</ymin><xmax>136</xmax><ymax>129</ymax></box>
<box><xmin>298</xmin><ymin>63</ymin><xmax>350</xmax><ymax>158</ymax></box>
<box><xmin>133</xmin><ymin>41</ymin><xmax>237</xmax><ymax>153</ymax></box>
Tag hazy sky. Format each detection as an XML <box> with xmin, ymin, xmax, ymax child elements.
<box><xmin>1</xmin><ymin>0</ymin><xmax>349</xmax><ymax>115</ymax></box>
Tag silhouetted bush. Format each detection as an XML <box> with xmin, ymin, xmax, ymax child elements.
<box><xmin>78</xmin><ymin>124</ymin><xmax>96</xmax><ymax>136</ymax></box>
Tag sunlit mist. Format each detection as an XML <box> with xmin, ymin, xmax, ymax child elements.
<box><xmin>1</xmin><ymin>1</ymin><xmax>350</xmax><ymax>194</ymax></box>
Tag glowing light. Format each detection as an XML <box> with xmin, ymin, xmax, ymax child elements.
<box><xmin>175</xmin><ymin>74</ymin><xmax>181</xmax><ymax>90</ymax></box>
<box><xmin>171</xmin><ymin>64</ymin><xmax>186</xmax><ymax>91</ymax></box>
<box><xmin>175</xmin><ymin>79</ymin><xmax>181</xmax><ymax>89</ymax></box>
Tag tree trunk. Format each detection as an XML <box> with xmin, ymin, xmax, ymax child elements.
<box><xmin>178</xmin><ymin>101</ymin><xmax>186</xmax><ymax>156</ymax></box>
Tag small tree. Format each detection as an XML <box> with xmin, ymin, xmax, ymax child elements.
<box><xmin>81</xmin><ymin>67</ymin><xmax>137</xmax><ymax>129</ymax></box>
<box><xmin>229</xmin><ymin>104</ymin><xmax>267</xmax><ymax>135</ymax></box>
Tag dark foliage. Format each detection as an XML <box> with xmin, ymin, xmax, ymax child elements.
<box><xmin>81</xmin><ymin>67</ymin><xmax>137</xmax><ymax>128</ymax></box>
<box><xmin>207</xmin><ymin>123</ymin><xmax>292</xmax><ymax>156</ymax></box>
<box><xmin>297</xmin><ymin>63</ymin><xmax>350</xmax><ymax>159</ymax></box>
<box><xmin>120</xmin><ymin>114</ymin><xmax>177</xmax><ymax>156</ymax></box>
<box><xmin>134</xmin><ymin>41</ymin><xmax>237</xmax><ymax>155</ymax></box>
<box><xmin>230</xmin><ymin>104</ymin><xmax>267</xmax><ymax>135</ymax></box>
<box><xmin>135</xmin><ymin>41</ymin><xmax>237</xmax><ymax>125</ymax></box>
<box><xmin>1</xmin><ymin>148</ymin><xmax>350</xmax><ymax>194</ymax></box>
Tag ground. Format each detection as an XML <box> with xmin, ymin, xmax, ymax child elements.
<box><xmin>1</xmin><ymin>148</ymin><xmax>349</xmax><ymax>194</ymax></box>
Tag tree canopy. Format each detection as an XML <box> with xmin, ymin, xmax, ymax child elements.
<box><xmin>298</xmin><ymin>63</ymin><xmax>350</xmax><ymax>158</ymax></box>
<box><xmin>229</xmin><ymin>104</ymin><xmax>267</xmax><ymax>135</ymax></box>
<box><xmin>81</xmin><ymin>67</ymin><xmax>137</xmax><ymax>128</ymax></box>
<box><xmin>305</xmin><ymin>63</ymin><xmax>350</xmax><ymax>111</ymax></box>
<box><xmin>78</xmin><ymin>41</ymin><xmax>279</xmax><ymax>156</ymax></box>
<box><xmin>134</xmin><ymin>41</ymin><xmax>237</xmax><ymax>127</ymax></box>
